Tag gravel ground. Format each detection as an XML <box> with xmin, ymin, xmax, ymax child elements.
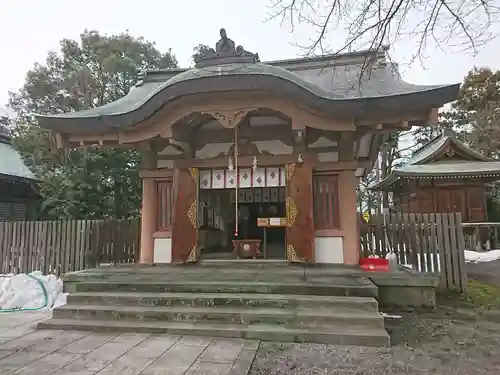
<box><xmin>467</xmin><ymin>259</ymin><xmax>500</xmax><ymax>287</ymax></box>
<box><xmin>250</xmin><ymin>307</ymin><xmax>500</xmax><ymax>375</ymax></box>
<box><xmin>250</xmin><ymin>263</ymin><xmax>500</xmax><ymax>375</ymax></box>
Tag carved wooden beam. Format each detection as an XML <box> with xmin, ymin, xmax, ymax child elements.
<box><xmin>355</xmin><ymin>109</ymin><xmax>432</xmax><ymax>126</ymax></box>
<box><xmin>201</xmin><ymin>109</ymin><xmax>254</xmax><ymax>128</ymax></box>
<box><xmin>306</xmin><ymin>128</ymin><xmax>341</xmax><ymax>146</ymax></box>
<box><xmin>313</xmin><ymin>161</ymin><xmax>358</xmax><ymax>172</ymax></box>
<box><xmin>165</xmin><ymin>139</ymin><xmax>185</xmax><ymax>152</ymax></box>
<box><xmin>139</xmin><ymin>169</ymin><xmax>174</xmax><ymax>179</ymax></box>
<box><xmin>175</xmin><ymin>153</ymin><xmax>319</xmax><ymax>169</ymax></box>
<box><xmin>356</xmin><ymin>120</ymin><xmax>410</xmax><ymax>134</ymax></box>
<box><xmin>157</xmin><ymin>153</ymin><xmax>190</xmax><ymax>161</ymax></box>
<box><xmin>190</xmin><ymin>124</ymin><xmax>295</xmax><ymax>149</ymax></box>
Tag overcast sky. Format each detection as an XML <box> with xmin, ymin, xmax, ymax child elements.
<box><xmin>1</xmin><ymin>0</ymin><xmax>499</xmax><ymax>109</ymax></box>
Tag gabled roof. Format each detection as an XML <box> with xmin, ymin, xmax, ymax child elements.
<box><xmin>369</xmin><ymin>129</ymin><xmax>500</xmax><ymax>190</ymax></box>
<box><xmin>0</xmin><ymin>133</ymin><xmax>37</xmax><ymax>182</ymax></box>
<box><xmin>36</xmin><ymin>29</ymin><xmax>460</xmax><ymax>134</ymax></box>
<box><xmin>408</xmin><ymin>128</ymin><xmax>490</xmax><ymax>165</ymax></box>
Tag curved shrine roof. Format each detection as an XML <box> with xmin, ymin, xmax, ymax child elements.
<box><xmin>36</xmin><ymin>29</ymin><xmax>460</xmax><ymax>134</ymax></box>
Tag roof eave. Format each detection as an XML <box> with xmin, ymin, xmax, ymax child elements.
<box><xmin>399</xmin><ymin>171</ymin><xmax>500</xmax><ymax>179</ymax></box>
<box><xmin>369</xmin><ymin>168</ymin><xmax>500</xmax><ymax>191</ymax></box>
<box><xmin>368</xmin><ymin>173</ymin><xmax>399</xmax><ymax>191</ymax></box>
<box><xmin>36</xmin><ymin>75</ymin><xmax>460</xmax><ymax>134</ymax></box>
<box><xmin>0</xmin><ymin>172</ymin><xmax>39</xmax><ymax>184</ymax></box>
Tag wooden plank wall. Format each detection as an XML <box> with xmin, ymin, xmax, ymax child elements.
<box><xmin>0</xmin><ymin>219</ymin><xmax>140</xmax><ymax>276</ymax></box>
<box><xmin>360</xmin><ymin>212</ymin><xmax>468</xmax><ymax>292</ymax></box>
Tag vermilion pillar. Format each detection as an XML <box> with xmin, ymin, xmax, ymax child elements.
<box><xmin>139</xmin><ymin>178</ymin><xmax>156</xmax><ymax>264</ymax></box>
<box><xmin>338</xmin><ymin>169</ymin><xmax>360</xmax><ymax>265</ymax></box>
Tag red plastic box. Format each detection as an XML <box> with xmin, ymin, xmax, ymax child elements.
<box><xmin>359</xmin><ymin>257</ymin><xmax>389</xmax><ymax>272</ymax></box>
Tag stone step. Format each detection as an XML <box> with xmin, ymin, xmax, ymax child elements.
<box><xmin>53</xmin><ymin>304</ymin><xmax>384</xmax><ymax>330</ymax></box>
<box><xmin>61</xmin><ymin>262</ymin><xmax>354</xmax><ymax>282</ymax></box>
<box><xmin>69</xmin><ymin>279</ymin><xmax>377</xmax><ymax>298</ymax></box>
<box><xmin>66</xmin><ymin>292</ymin><xmax>379</xmax><ymax>311</ymax></box>
<box><xmin>38</xmin><ymin>318</ymin><xmax>390</xmax><ymax>347</ymax></box>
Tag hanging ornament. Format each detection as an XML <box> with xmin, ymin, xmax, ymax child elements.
<box><xmin>234</xmin><ymin>125</ymin><xmax>239</xmax><ymax>237</ymax></box>
<box><xmin>228</xmin><ymin>157</ymin><xmax>234</xmax><ymax>172</ymax></box>
<box><xmin>252</xmin><ymin>156</ymin><xmax>258</xmax><ymax>171</ymax></box>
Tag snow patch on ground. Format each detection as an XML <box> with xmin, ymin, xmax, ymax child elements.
<box><xmin>380</xmin><ymin>312</ymin><xmax>403</xmax><ymax>319</ymax></box>
<box><xmin>465</xmin><ymin>249</ymin><xmax>500</xmax><ymax>263</ymax></box>
<box><xmin>0</xmin><ymin>271</ymin><xmax>66</xmax><ymax>311</ymax></box>
<box><xmin>400</xmin><ymin>250</ymin><xmax>500</xmax><ymax>270</ymax></box>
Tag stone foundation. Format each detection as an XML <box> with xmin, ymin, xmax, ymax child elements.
<box><xmin>368</xmin><ymin>269</ymin><xmax>439</xmax><ymax>308</ymax></box>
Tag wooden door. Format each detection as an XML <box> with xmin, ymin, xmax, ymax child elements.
<box><xmin>285</xmin><ymin>161</ymin><xmax>315</xmax><ymax>263</ymax></box>
<box><xmin>436</xmin><ymin>188</ymin><xmax>467</xmax><ymax>217</ymax></box>
<box><xmin>171</xmin><ymin>168</ymin><xmax>198</xmax><ymax>263</ymax></box>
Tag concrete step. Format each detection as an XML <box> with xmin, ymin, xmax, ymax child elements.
<box><xmin>53</xmin><ymin>304</ymin><xmax>385</xmax><ymax>329</ymax></box>
<box><xmin>66</xmin><ymin>292</ymin><xmax>379</xmax><ymax>311</ymax></box>
<box><xmin>38</xmin><ymin>318</ymin><xmax>390</xmax><ymax>347</ymax></box>
<box><xmin>69</xmin><ymin>279</ymin><xmax>377</xmax><ymax>298</ymax></box>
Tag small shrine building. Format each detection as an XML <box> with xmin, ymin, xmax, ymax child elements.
<box><xmin>370</xmin><ymin>128</ymin><xmax>500</xmax><ymax>222</ymax></box>
<box><xmin>0</xmin><ymin>130</ymin><xmax>40</xmax><ymax>220</ymax></box>
<box><xmin>36</xmin><ymin>29</ymin><xmax>459</xmax><ymax>265</ymax></box>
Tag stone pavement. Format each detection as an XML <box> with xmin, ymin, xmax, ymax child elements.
<box><xmin>0</xmin><ymin>311</ymin><xmax>258</xmax><ymax>374</ymax></box>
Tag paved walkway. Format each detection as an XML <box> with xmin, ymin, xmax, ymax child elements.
<box><xmin>0</xmin><ymin>311</ymin><xmax>258</xmax><ymax>375</ymax></box>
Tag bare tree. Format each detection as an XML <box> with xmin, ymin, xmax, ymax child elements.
<box><xmin>268</xmin><ymin>0</ymin><xmax>500</xmax><ymax>62</ymax></box>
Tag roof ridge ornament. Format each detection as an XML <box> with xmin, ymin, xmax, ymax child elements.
<box><xmin>195</xmin><ymin>28</ymin><xmax>260</xmax><ymax>68</ymax></box>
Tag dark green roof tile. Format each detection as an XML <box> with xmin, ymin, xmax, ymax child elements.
<box><xmin>37</xmin><ymin>54</ymin><xmax>460</xmax><ymax>133</ymax></box>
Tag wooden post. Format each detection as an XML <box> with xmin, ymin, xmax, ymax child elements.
<box><xmin>338</xmin><ymin>169</ymin><xmax>360</xmax><ymax>265</ymax></box>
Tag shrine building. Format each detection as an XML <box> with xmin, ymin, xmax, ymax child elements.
<box><xmin>370</xmin><ymin>127</ymin><xmax>500</xmax><ymax>222</ymax></box>
<box><xmin>36</xmin><ymin>29</ymin><xmax>459</xmax><ymax>266</ymax></box>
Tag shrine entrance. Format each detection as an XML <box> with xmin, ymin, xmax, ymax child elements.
<box><xmin>197</xmin><ymin>168</ymin><xmax>287</xmax><ymax>260</ymax></box>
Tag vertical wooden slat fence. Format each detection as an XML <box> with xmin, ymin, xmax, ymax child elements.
<box><xmin>360</xmin><ymin>212</ymin><xmax>468</xmax><ymax>292</ymax></box>
<box><xmin>462</xmin><ymin>222</ymin><xmax>500</xmax><ymax>251</ymax></box>
<box><xmin>0</xmin><ymin>218</ymin><xmax>140</xmax><ymax>276</ymax></box>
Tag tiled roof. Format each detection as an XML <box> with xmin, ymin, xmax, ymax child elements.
<box><xmin>408</xmin><ymin>132</ymin><xmax>490</xmax><ymax>165</ymax></box>
<box><xmin>369</xmin><ymin>131</ymin><xmax>500</xmax><ymax>190</ymax></box>
<box><xmin>0</xmin><ymin>136</ymin><xmax>36</xmax><ymax>181</ymax></box>
<box><xmin>36</xmin><ymin>49</ymin><xmax>459</xmax><ymax>133</ymax></box>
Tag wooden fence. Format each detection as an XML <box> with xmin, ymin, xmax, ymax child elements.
<box><xmin>0</xmin><ymin>218</ymin><xmax>140</xmax><ymax>276</ymax></box>
<box><xmin>462</xmin><ymin>222</ymin><xmax>500</xmax><ymax>251</ymax></box>
<box><xmin>360</xmin><ymin>212</ymin><xmax>467</xmax><ymax>292</ymax></box>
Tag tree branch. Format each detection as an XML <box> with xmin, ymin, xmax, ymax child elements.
<box><xmin>267</xmin><ymin>0</ymin><xmax>500</xmax><ymax>63</ymax></box>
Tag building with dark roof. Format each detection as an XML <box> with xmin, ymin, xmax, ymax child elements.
<box><xmin>36</xmin><ymin>28</ymin><xmax>459</xmax><ymax>266</ymax></box>
<box><xmin>0</xmin><ymin>130</ymin><xmax>40</xmax><ymax>220</ymax></box>
<box><xmin>370</xmin><ymin>128</ymin><xmax>500</xmax><ymax>222</ymax></box>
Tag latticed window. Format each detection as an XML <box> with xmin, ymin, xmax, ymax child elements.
<box><xmin>313</xmin><ymin>175</ymin><xmax>340</xmax><ymax>229</ymax></box>
<box><xmin>157</xmin><ymin>180</ymin><xmax>173</xmax><ymax>231</ymax></box>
